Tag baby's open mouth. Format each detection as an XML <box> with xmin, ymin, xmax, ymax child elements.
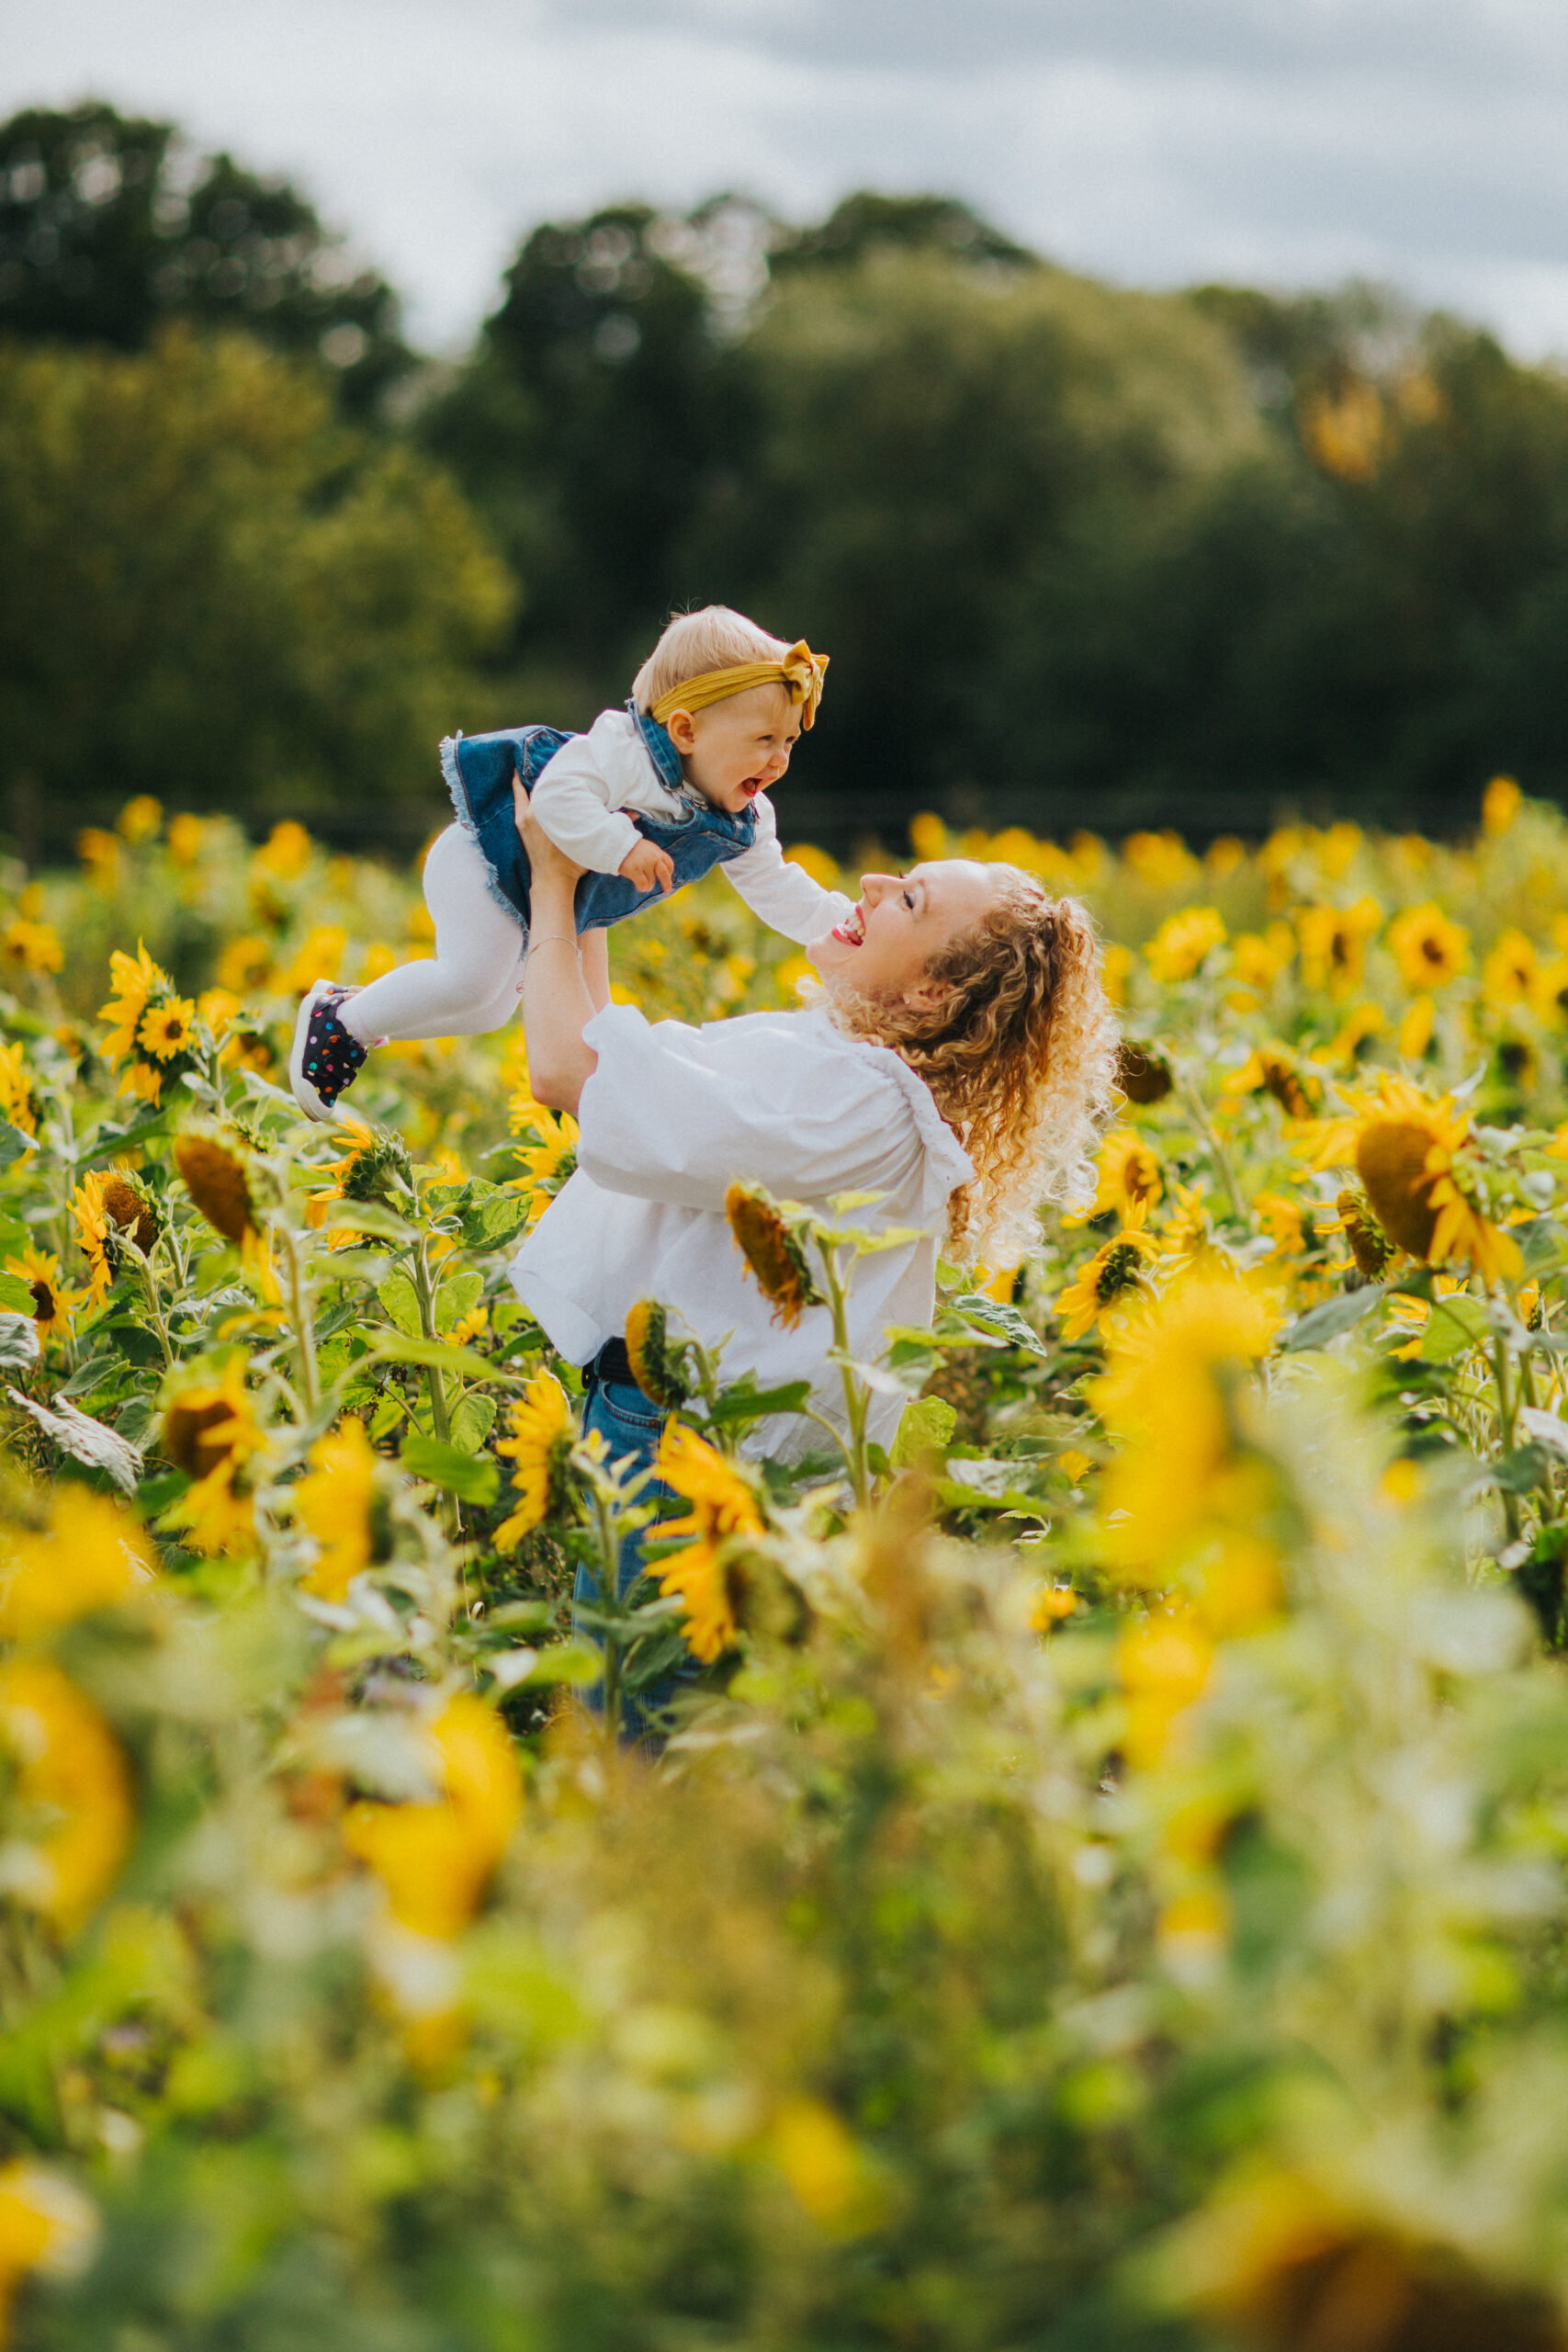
<box><xmin>831</xmin><ymin>903</ymin><xmax>865</xmax><ymax>946</ymax></box>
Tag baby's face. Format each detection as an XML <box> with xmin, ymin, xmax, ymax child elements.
<box><xmin>668</xmin><ymin>684</ymin><xmax>802</xmax><ymax>815</ymax></box>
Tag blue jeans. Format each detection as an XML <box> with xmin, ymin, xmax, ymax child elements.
<box><xmin>442</xmin><ymin>701</ymin><xmax>758</xmax><ymax>936</ymax></box>
<box><xmin>576</xmin><ymin>1375</ymin><xmax>699</xmax><ymax>1739</ymax></box>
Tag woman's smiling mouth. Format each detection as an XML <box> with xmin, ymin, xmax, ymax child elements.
<box><xmin>831</xmin><ymin>903</ymin><xmax>865</xmax><ymax>945</ymax></box>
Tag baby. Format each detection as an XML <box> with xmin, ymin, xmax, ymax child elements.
<box><xmin>289</xmin><ymin>606</ymin><xmax>853</xmax><ymax>1118</ymax></box>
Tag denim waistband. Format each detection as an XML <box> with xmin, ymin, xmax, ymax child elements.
<box><xmin>585</xmin><ymin>1337</ymin><xmax>635</xmax><ymax>1387</ymax></box>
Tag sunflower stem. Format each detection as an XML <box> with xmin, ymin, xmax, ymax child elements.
<box><xmin>1178</xmin><ymin>1077</ymin><xmax>1247</xmax><ymax>1225</ymax></box>
<box><xmin>1491</xmin><ymin>1329</ymin><xmax>1521</xmax><ymax>1544</ymax></box>
<box><xmin>410</xmin><ymin>1238</ymin><xmax>458</xmax><ymax>1538</ymax></box>
<box><xmin>278</xmin><ymin>1224</ymin><xmax>320</xmax><ymax>1419</ymax></box>
<box><xmin>821</xmin><ymin>1241</ymin><xmax>872</xmax><ymax>1510</ymax></box>
<box><xmin>590</xmin><ymin>1480</ymin><xmax>625</xmax><ymax>1748</ymax></box>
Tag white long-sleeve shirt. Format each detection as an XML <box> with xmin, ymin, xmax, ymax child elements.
<box><xmin>510</xmin><ymin>1002</ymin><xmax>974</xmax><ymax>1461</ymax></box>
<box><xmin>529</xmin><ymin>708</ymin><xmax>852</xmax><ymax>946</ymax></box>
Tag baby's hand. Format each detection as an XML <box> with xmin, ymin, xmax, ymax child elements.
<box><xmin>619</xmin><ymin>839</ymin><xmax>675</xmax><ymax>896</ymax></box>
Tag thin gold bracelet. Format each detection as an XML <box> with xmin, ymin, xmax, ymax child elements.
<box><xmin>524</xmin><ymin>933</ymin><xmax>578</xmax><ymax>960</ymax></box>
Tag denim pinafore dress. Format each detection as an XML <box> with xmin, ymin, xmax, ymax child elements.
<box><xmin>441</xmin><ymin>701</ymin><xmax>758</xmax><ymax>936</ymax></box>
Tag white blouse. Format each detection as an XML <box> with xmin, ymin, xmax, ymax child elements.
<box><xmin>509</xmin><ymin>1003</ymin><xmax>975</xmax><ymax>1460</ymax></box>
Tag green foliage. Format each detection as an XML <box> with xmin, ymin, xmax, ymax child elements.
<box><xmin>0</xmin><ymin>329</ymin><xmax>513</xmax><ymax>847</ymax></box>
<box><xmin>12</xmin><ymin>796</ymin><xmax>1568</xmax><ymax>2342</ymax></box>
<box><xmin>422</xmin><ymin>201</ymin><xmax>757</xmax><ymax>712</ymax></box>
<box><xmin>0</xmin><ymin>102</ymin><xmax>410</xmax><ymax>411</ymax></box>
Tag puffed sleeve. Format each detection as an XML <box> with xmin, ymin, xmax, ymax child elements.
<box><xmin>575</xmin><ymin>1005</ymin><xmax>932</xmax><ymax>1214</ymax></box>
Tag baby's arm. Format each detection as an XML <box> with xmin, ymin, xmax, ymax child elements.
<box><xmin>529</xmin><ymin>731</ymin><xmax>642</xmax><ymax>876</ymax></box>
<box><xmin>531</xmin><ymin>729</ymin><xmax>674</xmax><ymax>893</ymax></box>
<box><xmin>721</xmin><ymin>799</ymin><xmax>853</xmax><ymax>944</ymax></box>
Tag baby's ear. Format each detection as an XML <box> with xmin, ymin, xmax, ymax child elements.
<box><xmin>663</xmin><ymin>707</ymin><xmax>697</xmax><ymax>752</ymax></box>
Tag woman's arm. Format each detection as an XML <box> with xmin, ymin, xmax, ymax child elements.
<box><xmin>579</xmin><ymin>928</ymin><xmax>612</xmax><ymax>1015</ymax></box>
<box><xmin>513</xmin><ymin>778</ymin><xmax>597</xmax><ymax>1116</ymax></box>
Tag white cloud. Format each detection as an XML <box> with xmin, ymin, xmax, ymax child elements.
<box><xmin>5</xmin><ymin>0</ymin><xmax>1567</xmax><ymax>356</ymax></box>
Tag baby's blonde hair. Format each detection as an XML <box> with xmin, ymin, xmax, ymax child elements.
<box><xmin>632</xmin><ymin>606</ymin><xmax>791</xmax><ymax>713</ymax></box>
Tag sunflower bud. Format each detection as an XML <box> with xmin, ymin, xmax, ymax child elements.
<box><xmin>98</xmin><ymin>1170</ymin><xmax>161</xmax><ymax>1256</ymax></box>
<box><xmin>724</xmin><ymin>1183</ymin><xmax>823</xmax><ymax>1331</ymax></box>
<box><xmin>175</xmin><ymin>1130</ymin><xmax>258</xmax><ymax>1245</ymax></box>
<box><xmin>1336</xmin><ymin>1186</ymin><xmax>1396</xmax><ymax>1280</ymax></box>
<box><xmin>1116</xmin><ymin>1043</ymin><xmax>1173</xmax><ymax>1104</ymax></box>
<box><xmin>1355</xmin><ymin>1124</ymin><xmax>1440</xmax><ymax>1258</ymax></box>
<box><xmin>625</xmin><ymin>1299</ymin><xmax>691</xmax><ymax>1409</ymax></box>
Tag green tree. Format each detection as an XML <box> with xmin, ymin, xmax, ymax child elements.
<box><xmin>423</xmin><ymin>202</ymin><xmax>757</xmax><ymax>716</ymax></box>
<box><xmin>1002</xmin><ymin>290</ymin><xmax>1568</xmax><ymax>831</ymax></box>
<box><xmin>711</xmin><ymin>253</ymin><xmax>1269</xmax><ymax>818</ymax></box>
<box><xmin>769</xmin><ymin>188</ymin><xmax>1033</xmax><ymax>277</ymax></box>
<box><xmin>0</xmin><ymin>329</ymin><xmax>513</xmax><ymax>852</ymax></box>
<box><xmin>0</xmin><ymin>102</ymin><xmax>410</xmax><ymax>412</ymax></box>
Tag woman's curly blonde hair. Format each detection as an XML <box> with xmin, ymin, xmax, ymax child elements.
<box><xmin>829</xmin><ymin>868</ymin><xmax>1120</xmax><ymax>1265</ymax></box>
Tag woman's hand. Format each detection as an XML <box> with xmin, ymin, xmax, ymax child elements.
<box><xmin>513</xmin><ymin>776</ymin><xmax>586</xmax><ymax>890</ymax></box>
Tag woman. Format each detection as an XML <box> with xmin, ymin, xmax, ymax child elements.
<box><xmin>508</xmin><ymin>780</ymin><xmax>1117</xmax><ymax>1710</ymax></box>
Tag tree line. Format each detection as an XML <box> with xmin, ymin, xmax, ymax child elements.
<box><xmin>3</xmin><ymin>101</ymin><xmax>1565</xmax><ymax>853</ymax></box>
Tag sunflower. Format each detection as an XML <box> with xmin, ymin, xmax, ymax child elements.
<box><xmin>1296</xmin><ymin>899</ymin><xmax>1382</xmax><ymax>996</ymax></box>
<box><xmin>0</xmin><ymin>1657</ymin><xmax>133</xmax><ymax>1931</ymax></box>
<box><xmin>625</xmin><ymin>1298</ymin><xmax>692</xmax><ymax>1409</ymax></box>
<box><xmin>1086</xmin><ymin>1128</ymin><xmax>1163</xmax><ymax>1219</ymax></box>
<box><xmin>1387</xmin><ymin>901</ymin><xmax>1470</xmax><ymax>991</ymax></box>
<box><xmin>0</xmin><ymin>1486</ymin><xmax>156</xmax><ymax>1640</ymax></box>
<box><xmin>0</xmin><ymin>1040</ymin><xmax>38</xmax><ymax>1136</ymax></box>
<box><xmin>1055</xmin><ymin>1205</ymin><xmax>1159</xmax><ymax>1341</ymax></box>
<box><xmin>5</xmin><ymin>1246</ymin><xmax>85</xmax><ymax>1341</ymax></box>
<box><xmin>70</xmin><ymin>1170</ymin><xmax>159</xmax><ymax>1305</ymax></box>
<box><xmin>511</xmin><ymin>1104</ymin><xmax>579</xmax><ymax>1221</ymax></box>
<box><xmin>117</xmin><ymin>793</ymin><xmax>163</xmax><ymax>844</ymax></box>
<box><xmin>309</xmin><ymin>1117</ymin><xmax>412</xmax><ymax>1220</ymax></box>
<box><xmin>2</xmin><ymin>916</ymin><xmax>63</xmax><ymax>975</ymax></box>
<box><xmin>137</xmin><ymin>998</ymin><xmax>197</xmax><ymax>1063</ymax></box>
<box><xmin>1482</xmin><ymin>928</ymin><xmax>1538</xmax><ymax>1008</ymax></box>
<box><xmin>343</xmin><ymin>1694</ymin><xmax>521</xmax><ymax>1940</ymax></box>
<box><xmin>726</xmin><ymin>1182</ymin><xmax>822</xmax><ymax>1329</ymax></box>
<box><xmin>1092</xmin><ymin>1272</ymin><xmax>1283</xmax><ymax>1577</ymax></box>
<box><xmin>160</xmin><ymin>1362</ymin><xmax>267</xmax><ymax>1555</ymax></box>
<box><xmin>295</xmin><ymin>1419</ymin><xmax>378</xmax><ymax>1600</ymax></box>
<box><xmin>1483</xmin><ymin>774</ymin><xmax>1521</xmax><ymax>835</ymax></box>
<box><xmin>1397</xmin><ymin>994</ymin><xmax>1436</xmax><ymax>1059</ymax></box>
<box><xmin>167</xmin><ymin>811</ymin><xmax>207</xmax><ymax>865</ymax></box>
<box><xmin>1225</xmin><ymin>925</ymin><xmax>1294</xmax><ymax>1006</ymax></box>
<box><xmin>217</xmin><ymin>934</ymin><xmax>276</xmax><ymax>995</ymax></box>
<box><xmin>493</xmin><ymin>1371</ymin><xmax>575</xmax><ymax>1551</ymax></box>
<box><xmin>652</xmin><ymin>1423</ymin><xmax>765</xmax><ymax>1663</ymax></box>
<box><xmin>1251</xmin><ymin>1192</ymin><xmax>1307</xmax><ymax>1258</ymax></box>
<box><xmin>1144</xmin><ymin>907</ymin><xmax>1226</xmax><ymax>984</ymax></box>
<box><xmin>97</xmin><ymin>943</ymin><xmax>163</xmax><ymax>1060</ymax></box>
<box><xmin>253</xmin><ymin>820</ymin><xmax>312</xmax><ymax>881</ymax></box>
<box><xmin>1328</xmin><ymin>1185</ymin><xmax>1396</xmax><ymax>1280</ymax></box>
<box><xmin>1314</xmin><ymin>1075</ymin><xmax>1521</xmax><ymax>1284</ymax></box>
<box><xmin>1116</xmin><ymin>1042</ymin><xmax>1173</xmax><ymax>1103</ymax></box>
<box><xmin>1324</xmin><ymin>1001</ymin><xmax>1384</xmax><ymax>1066</ymax></box>
<box><xmin>1222</xmin><ymin>1045</ymin><xmax>1318</xmax><ymax>1121</ymax></box>
<box><xmin>174</xmin><ymin>1130</ymin><xmax>258</xmax><ymax>1245</ymax></box>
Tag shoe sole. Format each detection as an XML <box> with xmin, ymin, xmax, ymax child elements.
<box><xmin>289</xmin><ymin>979</ymin><xmax>337</xmax><ymax>1121</ymax></box>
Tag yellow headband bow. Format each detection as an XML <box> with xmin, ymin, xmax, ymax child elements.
<box><xmin>649</xmin><ymin>640</ymin><xmax>829</xmax><ymax>731</ymax></box>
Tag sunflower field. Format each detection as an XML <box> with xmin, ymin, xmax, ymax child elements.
<box><xmin>9</xmin><ymin>779</ymin><xmax>1568</xmax><ymax>2348</ymax></box>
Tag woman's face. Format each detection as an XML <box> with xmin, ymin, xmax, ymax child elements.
<box><xmin>808</xmin><ymin>861</ymin><xmax>998</xmax><ymax>1001</ymax></box>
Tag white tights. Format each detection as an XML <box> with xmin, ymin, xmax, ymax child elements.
<box><xmin>341</xmin><ymin>825</ymin><xmax>525</xmax><ymax>1044</ymax></box>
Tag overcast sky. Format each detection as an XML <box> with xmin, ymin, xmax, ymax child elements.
<box><xmin>6</xmin><ymin>0</ymin><xmax>1568</xmax><ymax>358</ymax></box>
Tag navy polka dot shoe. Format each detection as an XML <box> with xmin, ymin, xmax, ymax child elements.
<box><xmin>289</xmin><ymin>980</ymin><xmax>369</xmax><ymax>1121</ymax></box>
